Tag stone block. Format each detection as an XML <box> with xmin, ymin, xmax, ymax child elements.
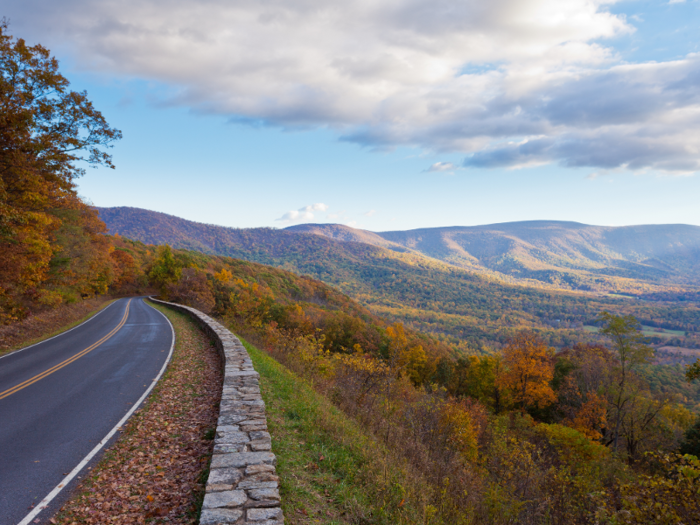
<box><xmin>245</xmin><ymin>464</ymin><xmax>276</xmax><ymax>475</ymax></box>
<box><xmin>247</xmin><ymin>507</ymin><xmax>283</xmax><ymax>521</ymax></box>
<box><xmin>207</xmin><ymin>468</ymin><xmax>244</xmax><ymax>491</ymax></box>
<box><xmin>216</xmin><ymin>430</ymin><xmax>251</xmax><ymax>443</ymax></box>
<box><xmin>202</xmin><ymin>490</ymin><xmax>247</xmax><ymax>509</ymax></box>
<box><xmin>211</xmin><ymin>452</ymin><xmax>276</xmax><ymax>469</ymax></box>
<box><xmin>237</xmin><ymin>480</ymin><xmax>278</xmax><ymax>490</ymax></box>
<box><xmin>199</xmin><ymin>508</ymin><xmax>244</xmax><ymax>524</ymax></box>
<box><xmin>247</xmin><ymin>488</ymin><xmax>280</xmax><ymax>502</ymax></box>
<box><xmin>214</xmin><ymin>443</ymin><xmax>248</xmax><ymax>454</ymax></box>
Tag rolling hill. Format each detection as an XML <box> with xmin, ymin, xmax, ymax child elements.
<box><xmin>288</xmin><ymin>221</ymin><xmax>700</xmax><ymax>292</ymax></box>
<box><xmin>97</xmin><ymin>207</ymin><xmax>700</xmax><ymax>352</ymax></box>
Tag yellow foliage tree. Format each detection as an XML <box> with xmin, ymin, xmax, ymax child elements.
<box><xmin>386</xmin><ymin>322</ymin><xmax>429</xmax><ymax>385</ymax></box>
<box><xmin>439</xmin><ymin>400</ymin><xmax>479</xmax><ymax>461</ymax></box>
<box><xmin>497</xmin><ymin>331</ymin><xmax>556</xmax><ymax>411</ymax></box>
<box><xmin>214</xmin><ymin>267</ymin><xmax>233</xmax><ymax>283</ymax></box>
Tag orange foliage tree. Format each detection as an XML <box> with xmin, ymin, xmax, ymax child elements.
<box><xmin>0</xmin><ymin>20</ymin><xmax>121</xmax><ymax>321</ymax></box>
<box><xmin>497</xmin><ymin>331</ymin><xmax>556</xmax><ymax>411</ymax></box>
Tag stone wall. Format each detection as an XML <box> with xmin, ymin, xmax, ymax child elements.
<box><xmin>149</xmin><ymin>298</ymin><xmax>284</xmax><ymax>525</ymax></box>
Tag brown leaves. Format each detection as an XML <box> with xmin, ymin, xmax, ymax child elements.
<box><xmin>54</xmin><ymin>309</ymin><xmax>222</xmax><ymax>524</ymax></box>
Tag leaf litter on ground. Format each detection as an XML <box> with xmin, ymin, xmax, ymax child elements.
<box><xmin>53</xmin><ymin>304</ymin><xmax>222</xmax><ymax>524</ymax></box>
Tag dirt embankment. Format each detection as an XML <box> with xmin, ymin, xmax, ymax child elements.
<box><xmin>0</xmin><ymin>297</ymin><xmax>114</xmax><ymax>356</ymax></box>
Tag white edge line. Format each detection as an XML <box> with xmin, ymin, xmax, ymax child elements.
<box><xmin>16</xmin><ymin>298</ymin><xmax>176</xmax><ymax>525</ymax></box>
<box><xmin>0</xmin><ymin>299</ymin><xmax>121</xmax><ymax>362</ymax></box>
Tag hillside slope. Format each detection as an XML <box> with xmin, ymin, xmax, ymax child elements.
<box><xmin>97</xmin><ymin>207</ymin><xmax>700</xmax><ymax>351</ymax></box>
<box><xmin>289</xmin><ymin>221</ymin><xmax>700</xmax><ymax>291</ymax></box>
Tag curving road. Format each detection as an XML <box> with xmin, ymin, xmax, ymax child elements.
<box><xmin>0</xmin><ymin>297</ymin><xmax>174</xmax><ymax>525</ymax></box>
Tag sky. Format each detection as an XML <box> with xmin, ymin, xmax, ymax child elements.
<box><xmin>4</xmin><ymin>0</ymin><xmax>700</xmax><ymax>231</ymax></box>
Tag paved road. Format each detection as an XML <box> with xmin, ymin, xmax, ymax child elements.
<box><xmin>0</xmin><ymin>297</ymin><xmax>173</xmax><ymax>525</ymax></box>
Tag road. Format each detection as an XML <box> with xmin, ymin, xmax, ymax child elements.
<box><xmin>0</xmin><ymin>297</ymin><xmax>174</xmax><ymax>525</ymax></box>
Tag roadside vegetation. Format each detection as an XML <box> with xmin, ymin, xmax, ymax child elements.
<box><xmin>54</xmin><ymin>303</ymin><xmax>221</xmax><ymax>524</ymax></box>
<box><xmin>140</xmin><ymin>246</ymin><xmax>699</xmax><ymax>524</ymax></box>
<box><xmin>0</xmin><ymin>296</ymin><xmax>113</xmax><ymax>356</ymax></box>
<box><xmin>244</xmin><ymin>336</ymin><xmax>428</xmax><ymax>524</ymax></box>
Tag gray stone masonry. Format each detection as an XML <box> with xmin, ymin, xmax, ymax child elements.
<box><xmin>149</xmin><ymin>298</ymin><xmax>284</xmax><ymax>525</ymax></box>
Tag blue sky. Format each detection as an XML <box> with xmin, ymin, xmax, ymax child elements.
<box><xmin>4</xmin><ymin>0</ymin><xmax>700</xmax><ymax>231</ymax></box>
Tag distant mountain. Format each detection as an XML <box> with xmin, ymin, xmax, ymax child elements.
<box><xmin>288</xmin><ymin>221</ymin><xmax>700</xmax><ymax>291</ymax></box>
<box><xmin>97</xmin><ymin>206</ymin><xmax>700</xmax><ymax>351</ymax></box>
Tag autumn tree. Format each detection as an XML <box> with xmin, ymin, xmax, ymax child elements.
<box><xmin>227</xmin><ymin>277</ymin><xmax>275</xmax><ymax>327</ymax></box>
<box><xmin>0</xmin><ymin>20</ymin><xmax>121</xmax><ymax>320</ymax></box>
<box><xmin>686</xmin><ymin>360</ymin><xmax>700</xmax><ymax>382</ymax></box>
<box><xmin>447</xmin><ymin>355</ymin><xmax>509</xmax><ymax>412</ymax></box>
<box><xmin>167</xmin><ymin>267</ymin><xmax>215</xmax><ymax>313</ymax></box>
<box><xmin>386</xmin><ymin>322</ymin><xmax>430</xmax><ymax>385</ymax></box>
<box><xmin>110</xmin><ymin>248</ymin><xmax>137</xmax><ymax>291</ymax></box>
<box><xmin>680</xmin><ymin>418</ymin><xmax>700</xmax><ymax>456</ymax></box>
<box><xmin>556</xmin><ymin>343</ymin><xmax>614</xmax><ymax>439</ymax></box>
<box><xmin>497</xmin><ymin>330</ymin><xmax>556</xmax><ymax>411</ymax></box>
<box><xmin>148</xmin><ymin>245</ymin><xmax>182</xmax><ymax>298</ymax></box>
<box><xmin>597</xmin><ymin>311</ymin><xmax>654</xmax><ymax>453</ymax></box>
<box><xmin>47</xmin><ymin>205</ymin><xmax>114</xmax><ymax>300</ymax></box>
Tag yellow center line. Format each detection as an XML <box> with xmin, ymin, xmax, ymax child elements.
<box><xmin>0</xmin><ymin>299</ymin><xmax>132</xmax><ymax>401</ymax></box>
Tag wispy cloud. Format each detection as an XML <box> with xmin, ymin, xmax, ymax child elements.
<box><xmin>276</xmin><ymin>203</ymin><xmax>329</xmax><ymax>223</ymax></box>
<box><xmin>364</xmin><ymin>210</ymin><xmax>376</xmax><ymax>217</ymax></box>
<box><xmin>426</xmin><ymin>162</ymin><xmax>458</xmax><ymax>172</ymax></box>
<box><xmin>6</xmin><ymin>0</ymin><xmax>700</xmax><ymax>174</ymax></box>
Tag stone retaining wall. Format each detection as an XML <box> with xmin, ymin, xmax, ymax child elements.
<box><xmin>149</xmin><ymin>298</ymin><xmax>284</xmax><ymax>525</ymax></box>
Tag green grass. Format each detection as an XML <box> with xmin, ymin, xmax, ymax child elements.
<box><xmin>241</xmin><ymin>337</ymin><xmax>427</xmax><ymax>525</ymax></box>
<box><xmin>583</xmin><ymin>324</ymin><xmax>685</xmax><ymax>338</ymax></box>
<box><xmin>640</xmin><ymin>325</ymin><xmax>685</xmax><ymax>337</ymax></box>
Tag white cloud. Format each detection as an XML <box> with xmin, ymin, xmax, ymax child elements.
<box><xmin>364</xmin><ymin>210</ymin><xmax>376</xmax><ymax>217</ymax></box>
<box><xmin>6</xmin><ymin>0</ymin><xmax>700</xmax><ymax>173</ymax></box>
<box><xmin>426</xmin><ymin>162</ymin><xmax>458</xmax><ymax>172</ymax></box>
<box><xmin>276</xmin><ymin>202</ymin><xmax>329</xmax><ymax>223</ymax></box>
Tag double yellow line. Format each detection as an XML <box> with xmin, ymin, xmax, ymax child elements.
<box><xmin>0</xmin><ymin>299</ymin><xmax>132</xmax><ymax>401</ymax></box>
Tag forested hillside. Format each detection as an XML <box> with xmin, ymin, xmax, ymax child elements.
<box><xmin>98</xmin><ymin>207</ymin><xmax>700</xmax><ymax>352</ymax></box>
<box><xmin>290</xmin><ymin>221</ymin><xmax>700</xmax><ymax>293</ymax></box>
<box><xmin>142</xmin><ymin>243</ymin><xmax>700</xmax><ymax>524</ymax></box>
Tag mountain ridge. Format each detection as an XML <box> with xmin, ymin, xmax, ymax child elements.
<box><xmin>96</xmin><ymin>206</ymin><xmax>700</xmax><ymax>351</ymax></box>
<box><xmin>287</xmin><ymin>220</ymin><xmax>700</xmax><ymax>290</ymax></box>
<box><xmin>98</xmin><ymin>206</ymin><xmax>700</xmax><ymax>292</ymax></box>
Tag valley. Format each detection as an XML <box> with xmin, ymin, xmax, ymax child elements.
<box><xmin>98</xmin><ymin>207</ymin><xmax>700</xmax><ymax>355</ymax></box>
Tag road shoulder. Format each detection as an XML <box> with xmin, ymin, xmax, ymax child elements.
<box><xmin>52</xmin><ymin>302</ymin><xmax>222</xmax><ymax>524</ymax></box>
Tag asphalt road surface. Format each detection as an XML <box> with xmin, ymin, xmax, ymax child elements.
<box><xmin>0</xmin><ymin>297</ymin><xmax>174</xmax><ymax>524</ymax></box>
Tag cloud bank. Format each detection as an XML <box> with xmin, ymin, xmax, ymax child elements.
<box><xmin>7</xmin><ymin>0</ymin><xmax>700</xmax><ymax>173</ymax></box>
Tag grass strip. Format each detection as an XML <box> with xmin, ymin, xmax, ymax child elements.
<box><xmin>53</xmin><ymin>302</ymin><xmax>222</xmax><ymax>524</ymax></box>
<box><xmin>241</xmin><ymin>337</ymin><xmax>428</xmax><ymax>525</ymax></box>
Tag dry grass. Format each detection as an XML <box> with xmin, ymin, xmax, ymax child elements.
<box><xmin>0</xmin><ymin>297</ymin><xmax>114</xmax><ymax>356</ymax></box>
